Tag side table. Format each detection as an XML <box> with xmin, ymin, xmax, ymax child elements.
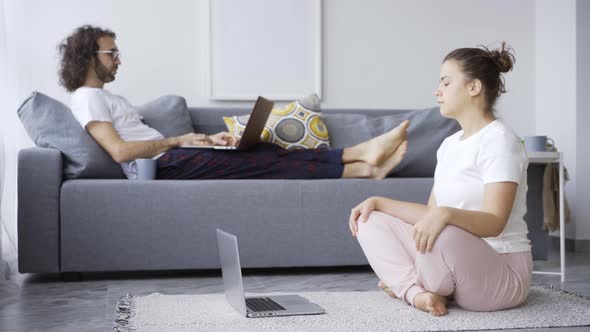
<box><xmin>527</xmin><ymin>151</ymin><xmax>565</xmax><ymax>282</ymax></box>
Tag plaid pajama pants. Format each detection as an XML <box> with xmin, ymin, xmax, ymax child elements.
<box><xmin>156</xmin><ymin>143</ymin><xmax>344</xmax><ymax>180</ymax></box>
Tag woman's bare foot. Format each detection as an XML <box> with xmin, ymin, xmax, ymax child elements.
<box><xmin>371</xmin><ymin>141</ymin><xmax>407</xmax><ymax>180</ymax></box>
<box><xmin>362</xmin><ymin>120</ymin><xmax>409</xmax><ymax>166</ymax></box>
<box><xmin>413</xmin><ymin>291</ymin><xmax>448</xmax><ymax>316</ymax></box>
<box><xmin>377</xmin><ymin>280</ymin><xmax>397</xmax><ymax>298</ymax></box>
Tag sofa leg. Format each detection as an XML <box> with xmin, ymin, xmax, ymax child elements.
<box><xmin>62</xmin><ymin>272</ymin><xmax>82</xmax><ymax>282</ymax></box>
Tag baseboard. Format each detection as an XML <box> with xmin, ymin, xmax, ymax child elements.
<box><xmin>550</xmin><ymin>236</ymin><xmax>590</xmax><ymax>252</ymax></box>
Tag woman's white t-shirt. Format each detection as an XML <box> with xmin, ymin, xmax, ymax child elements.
<box><xmin>70</xmin><ymin>87</ymin><xmax>164</xmax><ymax>179</ymax></box>
<box><xmin>433</xmin><ymin>120</ymin><xmax>531</xmax><ymax>254</ymax></box>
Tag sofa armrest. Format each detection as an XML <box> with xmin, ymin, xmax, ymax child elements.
<box><xmin>18</xmin><ymin>147</ymin><xmax>62</xmax><ymax>273</ymax></box>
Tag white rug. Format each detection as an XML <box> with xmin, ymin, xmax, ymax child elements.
<box><xmin>113</xmin><ymin>286</ymin><xmax>590</xmax><ymax>332</ymax></box>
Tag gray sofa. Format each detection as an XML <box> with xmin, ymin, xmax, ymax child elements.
<box><xmin>18</xmin><ymin>100</ymin><xmax>458</xmax><ymax>274</ymax></box>
<box><xmin>17</xmin><ymin>100</ymin><xmax>547</xmax><ymax>275</ymax></box>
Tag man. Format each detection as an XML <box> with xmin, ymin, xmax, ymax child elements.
<box><xmin>59</xmin><ymin>25</ymin><xmax>409</xmax><ymax>180</ymax></box>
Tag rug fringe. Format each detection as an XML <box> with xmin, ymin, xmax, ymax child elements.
<box><xmin>113</xmin><ymin>292</ymin><xmax>135</xmax><ymax>332</ymax></box>
<box><xmin>537</xmin><ymin>284</ymin><xmax>590</xmax><ymax>301</ymax></box>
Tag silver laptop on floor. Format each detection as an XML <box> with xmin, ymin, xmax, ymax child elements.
<box><xmin>216</xmin><ymin>229</ymin><xmax>326</xmax><ymax>318</ymax></box>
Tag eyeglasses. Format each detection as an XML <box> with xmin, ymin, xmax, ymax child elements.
<box><xmin>95</xmin><ymin>50</ymin><xmax>121</xmax><ymax>61</ymax></box>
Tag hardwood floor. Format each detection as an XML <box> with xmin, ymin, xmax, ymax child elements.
<box><xmin>1</xmin><ymin>248</ymin><xmax>589</xmax><ymax>332</ymax></box>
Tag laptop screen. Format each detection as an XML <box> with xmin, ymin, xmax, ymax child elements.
<box><xmin>216</xmin><ymin>229</ymin><xmax>248</xmax><ymax>316</ymax></box>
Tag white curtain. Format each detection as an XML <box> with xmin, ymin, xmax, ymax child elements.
<box><xmin>0</xmin><ymin>0</ymin><xmax>9</xmax><ymax>280</ymax></box>
<box><xmin>0</xmin><ymin>0</ymin><xmax>26</xmax><ymax>281</ymax></box>
<box><xmin>0</xmin><ymin>127</ymin><xmax>5</xmax><ymax>280</ymax></box>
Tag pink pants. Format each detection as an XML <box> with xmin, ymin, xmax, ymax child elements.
<box><xmin>356</xmin><ymin>211</ymin><xmax>533</xmax><ymax>312</ymax></box>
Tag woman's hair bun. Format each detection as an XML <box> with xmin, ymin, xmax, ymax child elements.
<box><xmin>488</xmin><ymin>42</ymin><xmax>515</xmax><ymax>73</ymax></box>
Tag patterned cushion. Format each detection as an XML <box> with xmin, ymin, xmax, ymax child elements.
<box><xmin>223</xmin><ymin>94</ymin><xmax>330</xmax><ymax>150</ymax></box>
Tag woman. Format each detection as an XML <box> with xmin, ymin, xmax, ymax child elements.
<box><xmin>348</xmin><ymin>43</ymin><xmax>532</xmax><ymax>316</ymax></box>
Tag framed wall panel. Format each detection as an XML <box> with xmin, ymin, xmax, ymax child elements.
<box><xmin>209</xmin><ymin>0</ymin><xmax>321</xmax><ymax>100</ymax></box>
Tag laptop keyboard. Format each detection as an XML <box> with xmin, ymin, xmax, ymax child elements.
<box><xmin>246</xmin><ymin>297</ymin><xmax>287</xmax><ymax>312</ymax></box>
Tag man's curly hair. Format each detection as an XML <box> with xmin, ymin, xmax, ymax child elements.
<box><xmin>58</xmin><ymin>25</ymin><xmax>116</xmax><ymax>92</ymax></box>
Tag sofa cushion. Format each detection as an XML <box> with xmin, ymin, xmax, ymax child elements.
<box><xmin>222</xmin><ymin>94</ymin><xmax>331</xmax><ymax>149</ymax></box>
<box><xmin>137</xmin><ymin>95</ymin><xmax>194</xmax><ymax>137</ymax></box>
<box><xmin>17</xmin><ymin>93</ymin><xmax>193</xmax><ymax>179</ymax></box>
<box><xmin>17</xmin><ymin>91</ymin><xmax>125</xmax><ymax>179</ymax></box>
<box><xmin>59</xmin><ymin>177</ymin><xmax>433</xmax><ymax>270</ymax></box>
<box><xmin>323</xmin><ymin>107</ymin><xmax>459</xmax><ymax>177</ymax></box>
<box><xmin>321</xmin><ymin>113</ymin><xmax>374</xmax><ymax>149</ymax></box>
<box><xmin>387</xmin><ymin>107</ymin><xmax>460</xmax><ymax>177</ymax></box>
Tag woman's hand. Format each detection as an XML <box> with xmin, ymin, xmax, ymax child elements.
<box><xmin>209</xmin><ymin>132</ymin><xmax>239</xmax><ymax>147</ymax></box>
<box><xmin>349</xmin><ymin>197</ymin><xmax>379</xmax><ymax>237</ymax></box>
<box><xmin>413</xmin><ymin>207</ymin><xmax>450</xmax><ymax>254</ymax></box>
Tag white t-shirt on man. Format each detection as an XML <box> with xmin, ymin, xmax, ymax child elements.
<box><xmin>70</xmin><ymin>87</ymin><xmax>165</xmax><ymax>179</ymax></box>
<box><xmin>433</xmin><ymin>120</ymin><xmax>531</xmax><ymax>254</ymax></box>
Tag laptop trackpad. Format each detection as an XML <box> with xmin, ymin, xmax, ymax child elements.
<box><xmin>271</xmin><ymin>295</ymin><xmax>325</xmax><ymax>314</ymax></box>
<box><xmin>270</xmin><ymin>295</ymin><xmax>312</xmax><ymax>305</ymax></box>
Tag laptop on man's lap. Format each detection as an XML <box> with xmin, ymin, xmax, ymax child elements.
<box><xmin>216</xmin><ymin>229</ymin><xmax>326</xmax><ymax>318</ymax></box>
<box><xmin>182</xmin><ymin>96</ymin><xmax>273</xmax><ymax>151</ymax></box>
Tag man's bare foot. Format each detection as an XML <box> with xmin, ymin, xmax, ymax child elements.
<box><xmin>371</xmin><ymin>141</ymin><xmax>407</xmax><ymax>180</ymax></box>
<box><xmin>377</xmin><ymin>280</ymin><xmax>397</xmax><ymax>298</ymax></box>
<box><xmin>413</xmin><ymin>291</ymin><xmax>448</xmax><ymax>316</ymax></box>
<box><xmin>361</xmin><ymin>120</ymin><xmax>409</xmax><ymax>166</ymax></box>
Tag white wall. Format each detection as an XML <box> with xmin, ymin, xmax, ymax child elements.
<box><xmin>3</xmin><ymin>0</ymin><xmax>565</xmax><ymax>269</ymax></box>
<box><xmin>535</xmin><ymin>0</ymin><xmax>579</xmax><ymax>240</ymax></box>
<box><xmin>323</xmin><ymin>0</ymin><xmax>536</xmax><ymax>136</ymax></box>
<box><xmin>577</xmin><ymin>0</ymin><xmax>590</xmax><ymax>240</ymax></box>
<box><xmin>5</xmin><ymin>0</ymin><xmax>538</xmax><ymax>121</ymax></box>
